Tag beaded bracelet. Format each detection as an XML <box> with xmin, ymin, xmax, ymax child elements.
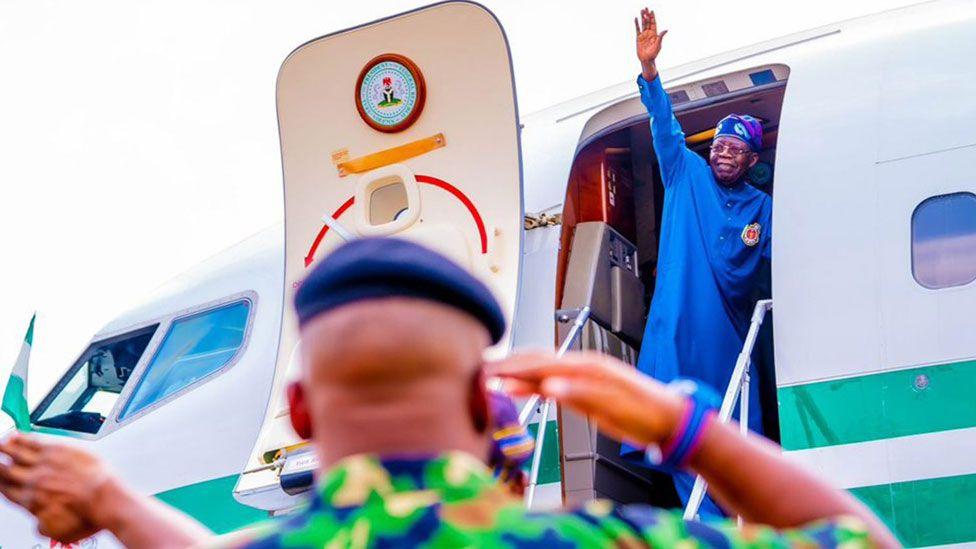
<box><xmin>645</xmin><ymin>379</ymin><xmax>719</xmax><ymax>472</ymax></box>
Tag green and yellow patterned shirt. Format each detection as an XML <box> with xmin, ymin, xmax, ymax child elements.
<box><xmin>211</xmin><ymin>452</ymin><xmax>873</xmax><ymax>548</ymax></box>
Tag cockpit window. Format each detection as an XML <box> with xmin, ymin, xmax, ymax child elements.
<box><xmin>119</xmin><ymin>300</ymin><xmax>250</xmax><ymax>420</ymax></box>
<box><xmin>32</xmin><ymin>325</ymin><xmax>157</xmax><ymax>434</ymax></box>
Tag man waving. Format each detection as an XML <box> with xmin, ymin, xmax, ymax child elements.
<box><xmin>629</xmin><ymin>7</ymin><xmax>773</xmax><ymax>516</ymax></box>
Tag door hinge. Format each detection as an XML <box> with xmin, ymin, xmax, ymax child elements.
<box><xmin>524</xmin><ymin>213</ymin><xmax>562</xmax><ymax>231</ymax></box>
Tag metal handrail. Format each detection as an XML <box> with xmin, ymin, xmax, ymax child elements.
<box><xmin>520</xmin><ymin>306</ymin><xmax>591</xmax><ymax>509</ymax></box>
<box><xmin>683</xmin><ymin>299</ymin><xmax>772</xmax><ymax>520</ymax></box>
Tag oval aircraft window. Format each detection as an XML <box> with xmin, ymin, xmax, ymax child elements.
<box><xmin>912</xmin><ymin>192</ymin><xmax>976</xmax><ymax>289</ymax></box>
<box><xmin>368</xmin><ymin>179</ymin><xmax>409</xmax><ymax>226</ymax></box>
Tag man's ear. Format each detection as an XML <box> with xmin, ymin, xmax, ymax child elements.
<box><xmin>468</xmin><ymin>368</ymin><xmax>490</xmax><ymax>434</ymax></box>
<box><xmin>748</xmin><ymin>153</ymin><xmax>760</xmax><ymax>169</ymax></box>
<box><xmin>287</xmin><ymin>381</ymin><xmax>312</xmax><ymax>439</ymax></box>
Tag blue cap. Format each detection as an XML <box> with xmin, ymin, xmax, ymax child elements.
<box><xmin>294</xmin><ymin>237</ymin><xmax>506</xmax><ymax>344</ymax></box>
<box><xmin>714</xmin><ymin>114</ymin><xmax>763</xmax><ymax>153</ymax></box>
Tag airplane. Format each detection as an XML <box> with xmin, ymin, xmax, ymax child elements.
<box><xmin>3</xmin><ymin>1</ymin><xmax>976</xmax><ymax>547</ymax></box>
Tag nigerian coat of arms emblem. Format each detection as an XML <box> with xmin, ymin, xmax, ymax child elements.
<box><xmin>355</xmin><ymin>53</ymin><xmax>426</xmax><ymax>133</ymax></box>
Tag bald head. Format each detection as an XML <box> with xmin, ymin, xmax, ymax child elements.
<box><xmin>300</xmin><ymin>297</ymin><xmax>490</xmax><ymax>386</ymax></box>
<box><xmin>297</xmin><ymin>297</ymin><xmax>493</xmax><ymax>464</ymax></box>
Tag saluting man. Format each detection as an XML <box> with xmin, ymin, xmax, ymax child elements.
<box><xmin>629</xmin><ymin>7</ymin><xmax>772</xmax><ymax>514</ymax></box>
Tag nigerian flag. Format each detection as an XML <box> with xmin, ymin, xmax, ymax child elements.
<box><xmin>2</xmin><ymin>314</ymin><xmax>34</xmax><ymax>431</ymax></box>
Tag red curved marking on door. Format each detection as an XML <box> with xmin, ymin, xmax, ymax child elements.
<box><xmin>304</xmin><ymin>196</ymin><xmax>355</xmax><ymax>267</ymax></box>
<box><xmin>302</xmin><ymin>176</ymin><xmax>487</xmax><ymax>267</ymax></box>
<box><xmin>415</xmin><ymin>174</ymin><xmax>488</xmax><ymax>254</ymax></box>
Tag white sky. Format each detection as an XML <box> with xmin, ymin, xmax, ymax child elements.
<box><xmin>0</xmin><ymin>0</ymin><xmax>921</xmax><ymax>415</ymax></box>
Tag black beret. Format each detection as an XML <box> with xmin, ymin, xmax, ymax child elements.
<box><xmin>294</xmin><ymin>237</ymin><xmax>506</xmax><ymax>344</ymax></box>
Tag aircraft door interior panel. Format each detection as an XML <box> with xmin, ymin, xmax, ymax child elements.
<box><xmin>611</xmin><ymin>266</ymin><xmax>644</xmax><ymax>342</ymax></box>
<box><xmin>561</xmin><ymin>222</ymin><xmax>643</xmax><ymax>345</ymax></box>
<box><xmin>599</xmin><ymin>149</ymin><xmax>637</xmax><ymax>244</ymax></box>
<box><xmin>561</xmin><ymin>224</ymin><xmax>613</xmax><ymax>330</ymax></box>
<box><xmin>629</xmin><ymin>124</ymin><xmax>659</xmax><ymax>270</ymax></box>
<box><xmin>570</xmin><ymin>147</ymin><xmax>638</xmax><ymax>244</ymax></box>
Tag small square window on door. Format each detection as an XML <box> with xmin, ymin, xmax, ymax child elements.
<box><xmin>912</xmin><ymin>192</ymin><xmax>976</xmax><ymax>289</ymax></box>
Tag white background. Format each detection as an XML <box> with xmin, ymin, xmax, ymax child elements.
<box><xmin>0</xmin><ymin>0</ymin><xmax>921</xmax><ymax>416</ymax></box>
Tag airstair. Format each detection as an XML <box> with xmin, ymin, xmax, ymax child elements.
<box><xmin>528</xmin><ymin>219</ymin><xmax>773</xmax><ymax>517</ymax></box>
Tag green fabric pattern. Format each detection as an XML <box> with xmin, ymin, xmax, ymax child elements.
<box><xmin>206</xmin><ymin>452</ymin><xmax>873</xmax><ymax>548</ymax></box>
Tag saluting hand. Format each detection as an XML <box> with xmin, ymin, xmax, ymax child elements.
<box><xmin>488</xmin><ymin>351</ymin><xmax>685</xmax><ymax>449</ymax></box>
<box><xmin>635</xmin><ymin>7</ymin><xmax>668</xmax><ymax>81</ymax></box>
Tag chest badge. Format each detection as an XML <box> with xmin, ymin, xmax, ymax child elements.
<box><xmin>741</xmin><ymin>223</ymin><xmax>761</xmax><ymax>247</ymax></box>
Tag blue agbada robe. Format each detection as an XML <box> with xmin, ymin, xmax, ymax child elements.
<box><xmin>625</xmin><ymin>75</ymin><xmax>772</xmax><ymax>515</ymax></box>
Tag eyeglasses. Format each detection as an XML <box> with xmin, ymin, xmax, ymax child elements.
<box><xmin>710</xmin><ymin>143</ymin><xmax>751</xmax><ymax>156</ymax></box>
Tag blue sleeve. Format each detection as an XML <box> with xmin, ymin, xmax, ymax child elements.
<box><xmin>637</xmin><ymin>74</ymin><xmax>696</xmax><ymax>188</ymax></box>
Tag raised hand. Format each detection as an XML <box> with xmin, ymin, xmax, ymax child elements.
<box><xmin>0</xmin><ymin>434</ymin><xmax>102</xmax><ymax>543</ymax></box>
<box><xmin>635</xmin><ymin>7</ymin><xmax>668</xmax><ymax>81</ymax></box>
<box><xmin>0</xmin><ymin>434</ymin><xmax>211</xmax><ymax>548</ymax></box>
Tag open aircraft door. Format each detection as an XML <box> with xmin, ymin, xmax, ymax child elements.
<box><xmin>235</xmin><ymin>1</ymin><xmax>523</xmax><ymax>511</ymax></box>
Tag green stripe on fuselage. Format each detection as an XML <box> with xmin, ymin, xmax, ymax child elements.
<box><xmin>851</xmin><ymin>473</ymin><xmax>976</xmax><ymax>547</ymax></box>
<box><xmin>155</xmin><ymin>475</ymin><xmax>266</xmax><ymax>534</ymax></box>
<box><xmin>779</xmin><ymin>359</ymin><xmax>976</xmax><ymax>451</ymax></box>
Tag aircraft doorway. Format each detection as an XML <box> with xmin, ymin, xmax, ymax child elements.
<box><xmin>555</xmin><ymin>64</ymin><xmax>788</xmax><ymax>508</ymax></box>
